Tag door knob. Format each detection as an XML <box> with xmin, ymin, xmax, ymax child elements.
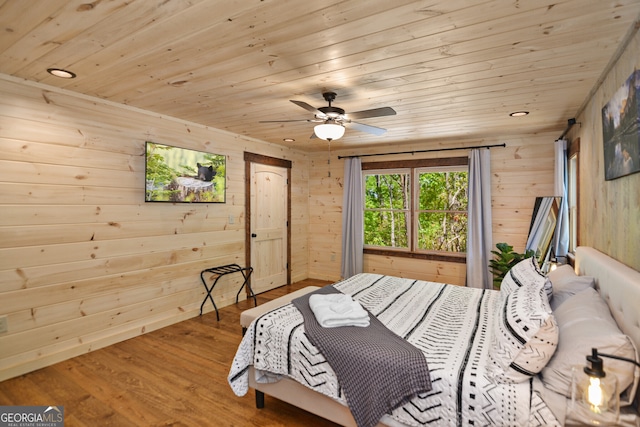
<box><xmin>251</xmin><ymin>233</ymin><xmax>257</xmax><ymax>238</ymax></box>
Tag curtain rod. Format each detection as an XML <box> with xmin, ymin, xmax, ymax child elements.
<box><xmin>336</xmin><ymin>143</ymin><xmax>506</xmax><ymax>159</ymax></box>
<box><xmin>556</xmin><ymin>118</ymin><xmax>577</xmax><ymax>141</ymax></box>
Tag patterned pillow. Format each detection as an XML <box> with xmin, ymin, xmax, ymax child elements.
<box><xmin>489</xmin><ymin>281</ymin><xmax>559</xmax><ymax>383</ymax></box>
<box><xmin>500</xmin><ymin>256</ymin><xmax>553</xmax><ymax>302</ymax></box>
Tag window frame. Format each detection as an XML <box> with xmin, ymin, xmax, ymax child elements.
<box><xmin>363</xmin><ymin>168</ymin><xmax>412</xmax><ymax>251</ymax></box>
<box><xmin>362</xmin><ymin>157</ymin><xmax>468</xmax><ymax>264</ymax></box>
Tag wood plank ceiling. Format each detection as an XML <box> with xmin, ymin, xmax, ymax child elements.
<box><xmin>1</xmin><ymin>0</ymin><xmax>639</xmax><ymax>152</ymax></box>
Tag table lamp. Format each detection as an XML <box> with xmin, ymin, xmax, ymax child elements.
<box><xmin>569</xmin><ymin>348</ymin><xmax>640</xmax><ymax>426</ymax></box>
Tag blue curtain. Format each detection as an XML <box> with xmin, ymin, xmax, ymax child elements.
<box><xmin>553</xmin><ymin>139</ymin><xmax>570</xmax><ymax>257</ymax></box>
<box><xmin>341</xmin><ymin>157</ymin><xmax>364</xmax><ymax>278</ymax></box>
<box><xmin>466</xmin><ymin>149</ymin><xmax>493</xmax><ymax>289</ymax></box>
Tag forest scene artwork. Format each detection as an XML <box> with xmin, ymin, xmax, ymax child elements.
<box><xmin>145</xmin><ymin>141</ymin><xmax>226</xmax><ymax>203</ymax></box>
<box><xmin>602</xmin><ymin>69</ymin><xmax>640</xmax><ymax>180</ymax></box>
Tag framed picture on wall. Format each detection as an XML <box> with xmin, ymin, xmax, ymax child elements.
<box><xmin>601</xmin><ymin>69</ymin><xmax>640</xmax><ymax>180</ymax></box>
<box><xmin>145</xmin><ymin>141</ymin><xmax>226</xmax><ymax>203</ymax></box>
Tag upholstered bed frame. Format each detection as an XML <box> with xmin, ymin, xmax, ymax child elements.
<box><xmin>574</xmin><ymin>246</ymin><xmax>640</xmax><ymax>411</ymax></box>
<box><xmin>247</xmin><ymin>246</ymin><xmax>640</xmax><ymax>426</ymax></box>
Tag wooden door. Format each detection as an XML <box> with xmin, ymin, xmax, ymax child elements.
<box><xmin>250</xmin><ymin>163</ymin><xmax>288</xmax><ymax>293</ymax></box>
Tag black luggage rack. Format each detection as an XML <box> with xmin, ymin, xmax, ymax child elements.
<box><xmin>199</xmin><ymin>264</ymin><xmax>257</xmax><ymax>320</ymax></box>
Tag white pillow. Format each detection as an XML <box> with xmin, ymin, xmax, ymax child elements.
<box><xmin>489</xmin><ymin>280</ymin><xmax>559</xmax><ymax>383</ymax></box>
<box><xmin>541</xmin><ymin>287</ymin><xmax>638</xmax><ymax>406</ymax></box>
<box><xmin>546</xmin><ymin>264</ymin><xmax>595</xmax><ymax>310</ymax></box>
<box><xmin>500</xmin><ymin>256</ymin><xmax>553</xmax><ymax>302</ymax></box>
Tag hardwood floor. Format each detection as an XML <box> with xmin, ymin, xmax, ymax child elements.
<box><xmin>0</xmin><ymin>279</ymin><xmax>338</xmax><ymax>427</ymax></box>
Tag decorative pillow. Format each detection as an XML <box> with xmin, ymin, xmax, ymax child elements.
<box><xmin>500</xmin><ymin>256</ymin><xmax>553</xmax><ymax>302</ymax></box>
<box><xmin>541</xmin><ymin>287</ymin><xmax>638</xmax><ymax>406</ymax></box>
<box><xmin>489</xmin><ymin>280</ymin><xmax>558</xmax><ymax>383</ymax></box>
<box><xmin>546</xmin><ymin>264</ymin><xmax>595</xmax><ymax>310</ymax></box>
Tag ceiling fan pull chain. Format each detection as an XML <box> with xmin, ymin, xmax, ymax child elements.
<box><xmin>327</xmin><ymin>139</ymin><xmax>331</xmax><ymax>177</ymax></box>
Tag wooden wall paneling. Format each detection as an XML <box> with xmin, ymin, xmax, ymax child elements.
<box><xmin>15</xmin><ymin>1</ymin><xmax>215</xmax><ymax>82</ymax></box>
<box><xmin>54</xmin><ymin>0</ymin><xmax>302</xmax><ymax>96</ymax></box>
<box><xmin>7</xmin><ymin>277</ymin><xmax>196</xmax><ymax>335</ymax></box>
<box><xmin>0</xmin><ymin>182</ymin><xmax>143</xmax><ymax>205</ymax></box>
<box><xmin>0</xmin><ymin>1</ymin><xmax>72</xmax><ymax>54</ymax></box>
<box><xmin>0</xmin><ymin>215</ymin><xmax>238</xmax><ymax>249</ymax></box>
<box><xmin>63</xmin><ymin>0</ymin><xmax>634</xmax><ymax>127</ymax></box>
<box><xmin>568</xmin><ymin>29</ymin><xmax>640</xmax><ymax>270</ymax></box>
<box><xmin>0</xmin><ymin>203</ymin><xmax>240</xmax><ymax>227</ymax></box>
<box><xmin>1</xmin><ymin>282</ymin><xmax>203</xmax><ymax>359</ymax></box>
<box><xmin>364</xmin><ymin>254</ymin><xmax>467</xmax><ymax>286</ymax></box>
<box><xmin>0</xmin><ymin>229</ymin><xmax>245</xmax><ymax>271</ymax></box>
<box><xmin>1</xmin><ymin>1</ymin><xmax>639</xmax><ymax>153</ymax></box>
<box><xmin>0</xmin><ymin>0</ymin><xmax>154</xmax><ymax>76</ymax></box>
<box><xmin>489</xmin><ymin>135</ymin><xmax>556</xmax><ymax>252</ymax></box>
<box><xmin>0</xmin><ymin>159</ymin><xmax>139</xmax><ymax>189</ymax></box>
<box><xmin>0</xmin><ymin>302</ymin><xmax>198</xmax><ymax>383</ymax></box>
<box><xmin>87</xmin><ymin>0</ymin><xmax>423</xmax><ymax>107</ymax></box>
<box><xmin>0</xmin><ymin>137</ymin><xmax>137</xmax><ymax>172</ymax></box>
<box><xmin>0</xmin><ymin>77</ymin><xmax>310</xmax><ymax>381</ymax></box>
<box><xmin>1</xmin><ymin>243</ymin><xmax>245</xmax><ymax>306</ymax></box>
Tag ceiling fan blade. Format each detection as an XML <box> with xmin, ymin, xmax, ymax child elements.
<box><xmin>259</xmin><ymin>119</ymin><xmax>317</xmax><ymax>123</ymax></box>
<box><xmin>290</xmin><ymin>100</ymin><xmax>323</xmax><ymax>116</ymax></box>
<box><xmin>346</xmin><ymin>106</ymin><xmax>396</xmax><ymax>120</ymax></box>
<box><xmin>345</xmin><ymin>121</ymin><xmax>387</xmax><ymax>136</ymax></box>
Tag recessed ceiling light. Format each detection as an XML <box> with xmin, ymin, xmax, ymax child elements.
<box><xmin>47</xmin><ymin>68</ymin><xmax>76</xmax><ymax>79</ymax></box>
<box><xmin>509</xmin><ymin>111</ymin><xmax>529</xmax><ymax>117</ymax></box>
<box><xmin>283</xmin><ymin>138</ymin><xmax>295</xmax><ymax>142</ymax></box>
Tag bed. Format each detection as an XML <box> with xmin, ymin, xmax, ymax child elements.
<box><xmin>228</xmin><ymin>247</ymin><xmax>640</xmax><ymax>426</ymax></box>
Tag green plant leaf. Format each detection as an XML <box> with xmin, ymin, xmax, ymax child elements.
<box><xmin>489</xmin><ymin>242</ymin><xmax>534</xmax><ymax>290</ymax></box>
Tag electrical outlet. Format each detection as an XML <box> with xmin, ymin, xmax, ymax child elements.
<box><xmin>0</xmin><ymin>316</ymin><xmax>8</xmax><ymax>334</ymax></box>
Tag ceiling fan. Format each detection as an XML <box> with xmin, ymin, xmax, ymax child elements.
<box><xmin>260</xmin><ymin>92</ymin><xmax>396</xmax><ymax>140</ymax></box>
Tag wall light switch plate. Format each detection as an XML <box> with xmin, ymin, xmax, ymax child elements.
<box><xmin>228</xmin><ymin>215</ymin><xmax>235</xmax><ymax>224</ymax></box>
<box><xmin>0</xmin><ymin>316</ymin><xmax>8</xmax><ymax>334</ymax></box>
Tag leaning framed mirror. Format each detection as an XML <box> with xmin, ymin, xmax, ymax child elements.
<box><xmin>525</xmin><ymin>196</ymin><xmax>561</xmax><ymax>270</ymax></box>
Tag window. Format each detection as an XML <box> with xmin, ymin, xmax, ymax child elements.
<box><xmin>363</xmin><ymin>170</ymin><xmax>410</xmax><ymax>249</ymax></box>
<box><xmin>415</xmin><ymin>167</ymin><xmax>468</xmax><ymax>252</ymax></box>
<box><xmin>362</xmin><ymin>157</ymin><xmax>468</xmax><ymax>261</ymax></box>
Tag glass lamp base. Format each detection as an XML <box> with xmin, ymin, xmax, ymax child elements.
<box><xmin>567</xmin><ymin>366</ymin><xmax>619</xmax><ymax>426</ymax></box>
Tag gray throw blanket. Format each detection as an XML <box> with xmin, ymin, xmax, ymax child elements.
<box><xmin>292</xmin><ymin>286</ymin><xmax>432</xmax><ymax>427</ymax></box>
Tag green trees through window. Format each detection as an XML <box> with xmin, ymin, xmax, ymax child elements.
<box><xmin>417</xmin><ymin>171</ymin><xmax>468</xmax><ymax>252</ymax></box>
<box><xmin>363</xmin><ymin>160</ymin><xmax>468</xmax><ymax>255</ymax></box>
<box><xmin>364</xmin><ymin>173</ymin><xmax>410</xmax><ymax>248</ymax></box>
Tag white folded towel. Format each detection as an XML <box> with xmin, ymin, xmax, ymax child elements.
<box><xmin>308</xmin><ymin>293</ymin><xmax>370</xmax><ymax>328</ymax></box>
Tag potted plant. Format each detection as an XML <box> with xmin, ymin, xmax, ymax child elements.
<box><xmin>489</xmin><ymin>243</ymin><xmax>535</xmax><ymax>289</ymax></box>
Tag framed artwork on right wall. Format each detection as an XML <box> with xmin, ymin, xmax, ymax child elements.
<box><xmin>601</xmin><ymin>69</ymin><xmax>640</xmax><ymax>180</ymax></box>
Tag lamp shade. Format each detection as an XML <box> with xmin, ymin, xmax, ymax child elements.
<box><xmin>314</xmin><ymin>122</ymin><xmax>345</xmax><ymax>141</ymax></box>
<box><xmin>568</xmin><ymin>352</ymin><xmax>620</xmax><ymax>426</ymax></box>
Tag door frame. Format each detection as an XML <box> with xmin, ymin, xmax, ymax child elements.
<box><xmin>244</xmin><ymin>152</ymin><xmax>292</xmax><ymax>286</ymax></box>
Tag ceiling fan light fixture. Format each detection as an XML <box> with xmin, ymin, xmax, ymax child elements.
<box><xmin>314</xmin><ymin>122</ymin><xmax>345</xmax><ymax>141</ymax></box>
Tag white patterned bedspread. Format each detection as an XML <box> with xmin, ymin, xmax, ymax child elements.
<box><xmin>228</xmin><ymin>273</ymin><xmax>561</xmax><ymax>427</ymax></box>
